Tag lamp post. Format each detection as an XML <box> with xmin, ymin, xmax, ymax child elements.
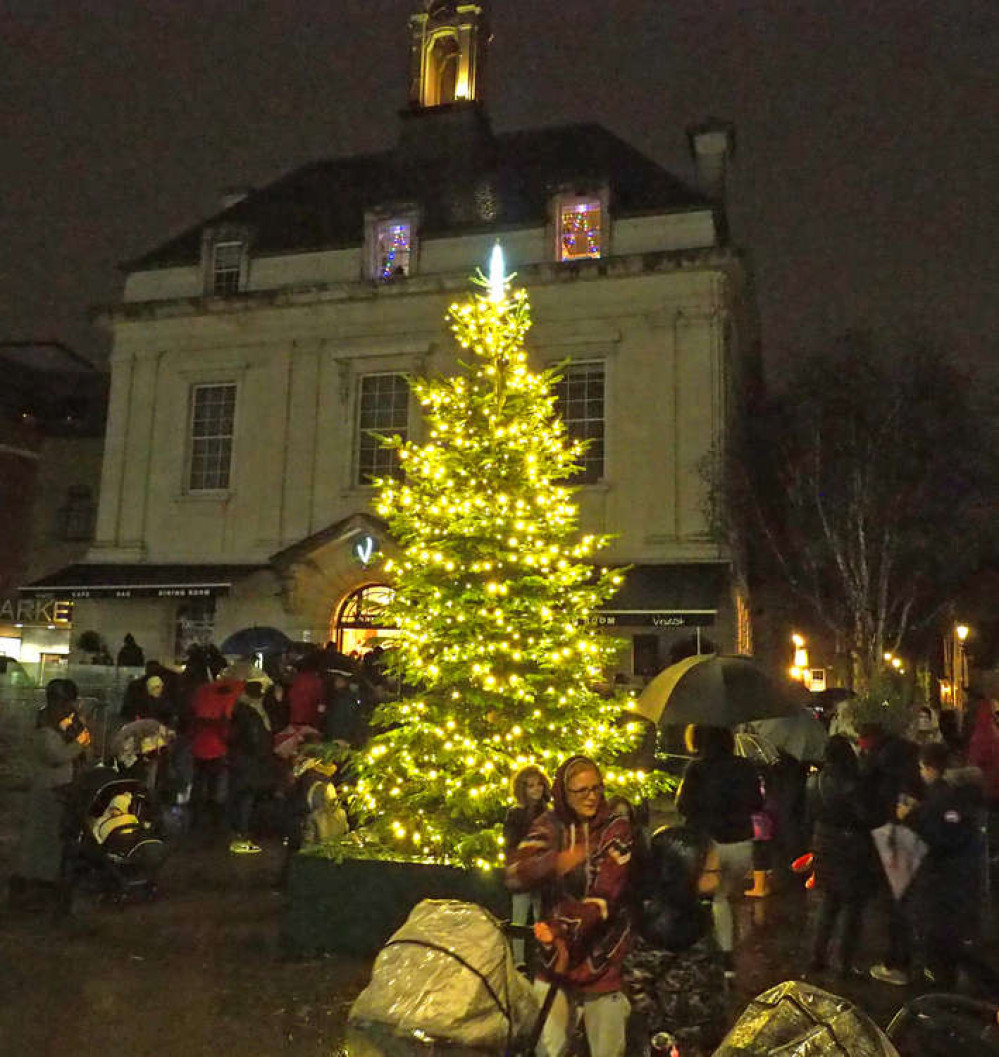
<box><xmin>789</xmin><ymin>632</ymin><xmax>808</xmax><ymax>682</ymax></box>
<box><xmin>955</xmin><ymin>624</ymin><xmax>970</xmax><ymax>713</ymax></box>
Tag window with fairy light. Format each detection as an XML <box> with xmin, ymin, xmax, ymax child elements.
<box><xmin>356</xmin><ymin>373</ymin><xmax>410</xmax><ymax>485</ymax></box>
<box><xmin>554</xmin><ymin>361</ymin><xmax>605</xmax><ymax>483</ymax></box>
<box><xmin>557</xmin><ymin>196</ymin><xmax>603</xmax><ymax>261</ymax></box>
<box><xmin>373</xmin><ymin>219</ymin><xmax>413</xmax><ymax>280</ymax></box>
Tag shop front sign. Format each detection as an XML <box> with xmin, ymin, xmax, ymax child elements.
<box><xmin>588</xmin><ymin>612</ymin><xmax>715</xmax><ymax>628</ymax></box>
<box><xmin>0</xmin><ymin>597</ymin><xmax>73</xmax><ymax>626</ymax></box>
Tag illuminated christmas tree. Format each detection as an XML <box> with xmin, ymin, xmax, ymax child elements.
<box><xmin>353</xmin><ymin>249</ymin><xmax>654</xmax><ymax>867</ymax></box>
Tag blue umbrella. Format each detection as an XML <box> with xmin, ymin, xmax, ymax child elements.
<box><xmin>220</xmin><ymin>626</ymin><xmax>291</xmax><ymax>656</ymax></box>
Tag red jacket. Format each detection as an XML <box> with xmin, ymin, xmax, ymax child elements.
<box><xmin>506</xmin><ymin>755</ymin><xmax>634</xmax><ymax>994</ymax></box>
<box><xmin>190</xmin><ymin>681</ymin><xmax>242</xmax><ymax>761</ymax></box>
<box><xmin>968</xmin><ymin>701</ymin><xmax>999</xmax><ymax>802</ymax></box>
<box><xmin>288</xmin><ymin>670</ymin><xmax>325</xmax><ymax>728</ymax></box>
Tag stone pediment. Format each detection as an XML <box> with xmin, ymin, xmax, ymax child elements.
<box><xmin>270</xmin><ymin>513</ymin><xmax>396</xmax><ymax>622</ymax></box>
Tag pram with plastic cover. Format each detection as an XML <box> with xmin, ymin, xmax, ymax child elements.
<box><xmin>62</xmin><ymin>766</ymin><xmax>168</xmax><ymax>904</ymax></box>
<box><xmin>345</xmin><ymin>900</ymin><xmax>545</xmax><ymax>1057</ymax></box>
<box><xmin>710</xmin><ymin>980</ymin><xmax>999</xmax><ymax>1057</ymax></box>
<box><xmin>711</xmin><ymin>980</ymin><xmax>899</xmax><ymax>1056</ymax></box>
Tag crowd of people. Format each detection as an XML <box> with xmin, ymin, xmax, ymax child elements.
<box><xmin>501</xmin><ymin>696</ymin><xmax>999</xmax><ymax>1057</ymax></box>
<box><xmin>7</xmin><ymin>641</ymin><xmax>999</xmax><ymax>1056</ymax></box>
<box><xmin>7</xmin><ymin>636</ymin><xmax>395</xmax><ymax>912</ymax></box>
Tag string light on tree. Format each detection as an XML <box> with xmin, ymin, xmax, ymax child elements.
<box><xmin>347</xmin><ymin>248</ymin><xmax>662</xmax><ymax>867</ymax></box>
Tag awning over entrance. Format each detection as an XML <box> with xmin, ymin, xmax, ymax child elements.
<box><xmin>19</xmin><ymin>563</ymin><xmax>268</xmax><ymax>600</ymax></box>
<box><xmin>594</xmin><ymin>563</ymin><xmax>728</xmax><ymax>628</ymax></box>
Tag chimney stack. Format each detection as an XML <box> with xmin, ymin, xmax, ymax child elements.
<box><xmin>687</xmin><ymin>119</ymin><xmax>736</xmax><ymax>240</ymax></box>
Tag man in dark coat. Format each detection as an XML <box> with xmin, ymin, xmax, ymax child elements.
<box><xmin>860</xmin><ymin>723</ymin><xmax>924</xmax><ymax>986</ymax></box>
<box><xmin>897</xmin><ymin>741</ymin><xmax>981</xmax><ymax>988</ymax></box>
<box><xmin>806</xmin><ymin>734</ymin><xmax>878</xmax><ymax>977</ymax></box>
<box><xmin>116</xmin><ymin>633</ymin><xmax>145</xmax><ymax>668</ymax></box>
<box><xmin>227</xmin><ymin>680</ymin><xmax>274</xmax><ymax>854</ymax></box>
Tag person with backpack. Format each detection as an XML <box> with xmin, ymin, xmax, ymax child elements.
<box><xmin>506</xmin><ymin>755</ymin><xmax>634</xmax><ymax>1057</ymax></box>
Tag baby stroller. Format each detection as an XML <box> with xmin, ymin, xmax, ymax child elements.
<box><xmin>62</xmin><ymin>766</ymin><xmax>168</xmax><ymax>905</ymax></box>
<box><xmin>346</xmin><ymin>900</ymin><xmax>545</xmax><ymax>1057</ymax></box>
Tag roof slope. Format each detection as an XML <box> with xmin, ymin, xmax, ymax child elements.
<box><xmin>131</xmin><ymin>122</ymin><xmax>707</xmax><ymax>270</ymax></box>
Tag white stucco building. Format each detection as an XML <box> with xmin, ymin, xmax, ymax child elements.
<box><xmin>25</xmin><ymin>0</ymin><xmax>757</xmax><ymax>675</ymax></box>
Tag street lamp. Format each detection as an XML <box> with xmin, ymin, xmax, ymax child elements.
<box><xmin>790</xmin><ymin>633</ymin><xmax>808</xmax><ymax>681</ymax></box>
<box><xmin>955</xmin><ymin>624</ymin><xmax>970</xmax><ymax>712</ymax></box>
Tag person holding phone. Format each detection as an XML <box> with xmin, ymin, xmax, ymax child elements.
<box><xmin>9</xmin><ymin>679</ymin><xmax>91</xmax><ymax>911</ymax></box>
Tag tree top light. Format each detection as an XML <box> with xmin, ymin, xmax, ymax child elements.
<box><xmin>488</xmin><ymin>242</ymin><xmax>505</xmax><ymax>303</ymax></box>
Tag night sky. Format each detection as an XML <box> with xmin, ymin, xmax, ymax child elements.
<box><xmin>2</xmin><ymin>0</ymin><xmax>996</xmax><ymax>379</ymax></box>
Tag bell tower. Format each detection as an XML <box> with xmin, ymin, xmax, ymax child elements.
<box><xmin>407</xmin><ymin>2</ymin><xmax>488</xmax><ymax>111</ymax></box>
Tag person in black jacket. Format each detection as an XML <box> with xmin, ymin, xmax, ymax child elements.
<box><xmin>806</xmin><ymin>734</ymin><xmax>878</xmax><ymax>977</ymax></box>
<box><xmin>227</xmin><ymin>681</ymin><xmax>274</xmax><ymax>854</ymax></box>
<box><xmin>897</xmin><ymin>741</ymin><xmax>981</xmax><ymax>989</ymax></box>
<box><xmin>859</xmin><ymin>723</ymin><xmax>924</xmax><ymax>987</ymax></box>
<box><xmin>676</xmin><ymin>725</ymin><xmax>762</xmax><ymax>974</ymax></box>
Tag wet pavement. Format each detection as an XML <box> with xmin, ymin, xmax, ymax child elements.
<box><xmin>0</xmin><ymin>790</ymin><xmax>992</xmax><ymax>1056</ymax></box>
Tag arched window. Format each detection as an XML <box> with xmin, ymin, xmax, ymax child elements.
<box><xmin>332</xmin><ymin>583</ymin><xmax>396</xmax><ymax>653</ymax></box>
<box><xmin>425</xmin><ymin>33</ymin><xmax>460</xmax><ymax>107</ymax></box>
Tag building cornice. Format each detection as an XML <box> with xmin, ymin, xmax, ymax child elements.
<box><xmin>95</xmin><ymin>247</ymin><xmax>744</xmax><ymax>327</ymax></box>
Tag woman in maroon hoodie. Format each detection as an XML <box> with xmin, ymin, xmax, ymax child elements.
<box><xmin>506</xmin><ymin>755</ymin><xmax>634</xmax><ymax>1057</ymax></box>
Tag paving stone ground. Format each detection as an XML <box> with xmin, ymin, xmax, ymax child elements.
<box><xmin>0</xmin><ymin>781</ymin><xmax>993</xmax><ymax>1056</ymax></box>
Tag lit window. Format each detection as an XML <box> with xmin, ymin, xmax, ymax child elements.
<box><xmin>558</xmin><ymin>197</ymin><xmax>603</xmax><ymax>261</ymax></box>
<box><xmin>356</xmin><ymin>374</ymin><xmax>409</xmax><ymax>485</ymax></box>
<box><xmin>554</xmin><ymin>362</ymin><xmax>605</xmax><ymax>483</ymax></box>
<box><xmin>188</xmin><ymin>383</ymin><xmax>236</xmax><ymax>492</ymax></box>
<box><xmin>374</xmin><ymin>220</ymin><xmax>413</xmax><ymax>280</ymax></box>
<box><xmin>212</xmin><ymin>241</ymin><xmax>244</xmax><ymax>296</ymax></box>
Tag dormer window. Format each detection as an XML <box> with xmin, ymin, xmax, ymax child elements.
<box><xmin>557</xmin><ymin>196</ymin><xmax>604</xmax><ymax>261</ymax></box>
<box><xmin>366</xmin><ymin>211</ymin><xmax>419</xmax><ymax>281</ymax></box>
<box><xmin>201</xmin><ymin>227</ymin><xmax>250</xmax><ymax>297</ymax></box>
<box><xmin>212</xmin><ymin>241</ymin><xmax>245</xmax><ymax>296</ymax></box>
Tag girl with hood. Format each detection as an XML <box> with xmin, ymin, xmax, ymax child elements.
<box><xmin>506</xmin><ymin>755</ymin><xmax>634</xmax><ymax>1057</ymax></box>
<box><xmin>504</xmin><ymin>765</ymin><xmax>551</xmax><ymax>968</ymax></box>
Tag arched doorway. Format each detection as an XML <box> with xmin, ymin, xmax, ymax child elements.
<box><xmin>331</xmin><ymin>583</ymin><xmax>396</xmax><ymax>656</ymax></box>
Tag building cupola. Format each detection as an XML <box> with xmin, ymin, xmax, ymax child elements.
<box><xmin>407</xmin><ymin>2</ymin><xmax>489</xmax><ymax>110</ymax></box>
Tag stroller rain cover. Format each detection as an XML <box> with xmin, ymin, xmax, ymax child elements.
<box><xmin>349</xmin><ymin>900</ymin><xmax>539</xmax><ymax>1050</ymax></box>
<box><xmin>713</xmin><ymin>980</ymin><xmax>900</xmax><ymax>1057</ymax></box>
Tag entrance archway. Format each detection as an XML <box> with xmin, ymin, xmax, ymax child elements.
<box><xmin>331</xmin><ymin>582</ymin><xmax>395</xmax><ymax>656</ymax></box>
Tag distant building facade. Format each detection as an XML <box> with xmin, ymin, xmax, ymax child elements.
<box><xmin>0</xmin><ymin>342</ymin><xmax>106</xmax><ymax>671</ymax></box>
<box><xmin>25</xmin><ymin>1</ymin><xmax>757</xmax><ymax>674</ymax></box>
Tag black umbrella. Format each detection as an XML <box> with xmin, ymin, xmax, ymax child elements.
<box><xmin>634</xmin><ymin>654</ymin><xmax>803</xmax><ymax>728</ymax></box>
<box><xmin>220</xmin><ymin>626</ymin><xmax>292</xmax><ymax>656</ymax></box>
